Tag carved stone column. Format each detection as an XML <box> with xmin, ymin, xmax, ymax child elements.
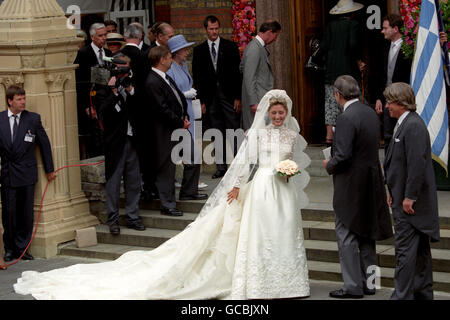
<box><xmin>255</xmin><ymin>0</ymin><xmax>293</xmax><ymax>98</ymax></box>
<box><xmin>0</xmin><ymin>0</ymin><xmax>99</xmax><ymax>258</ymax></box>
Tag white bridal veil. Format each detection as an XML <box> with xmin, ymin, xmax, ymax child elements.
<box><xmin>198</xmin><ymin>89</ymin><xmax>310</xmax><ymax>218</ymax></box>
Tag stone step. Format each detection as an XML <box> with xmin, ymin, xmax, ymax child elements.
<box><xmin>59</xmin><ymin>242</ymin><xmax>152</xmax><ymax>261</ymax></box>
<box><xmin>307</xmin><ymin>260</ymin><xmax>450</xmax><ymax>293</ymax></box>
<box><xmin>96</xmin><ymin>224</ymin><xmax>180</xmax><ymax>248</ymax></box>
<box><xmin>304</xmin><ymin>221</ymin><xmax>450</xmax><ymax>250</ymax></box>
<box><xmin>304</xmin><ymin>240</ymin><xmax>450</xmax><ymax>273</ymax></box>
<box><xmin>120</xmin><ymin>198</ymin><xmax>205</xmax><ymax>214</ymax></box>
<box><xmin>59</xmin><ymin>240</ymin><xmax>450</xmax><ymax>292</ymax></box>
<box><xmin>302</xmin><ymin>204</ymin><xmax>450</xmax><ymax>230</ymax></box>
<box><xmin>117</xmin><ymin>199</ymin><xmax>450</xmax><ymax>230</ymax></box>
<box><xmin>61</xmin><ymin>233</ymin><xmax>450</xmax><ymax>274</ymax></box>
<box><xmin>304</xmin><ymin>147</ymin><xmax>386</xmax><ymax>178</ymax></box>
<box><xmin>99</xmin><ymin>209</ymin><xmax>196</xmax><ymax>231</ymax></box>
<box><xmin>105</xmin><ymin>208</ymin><xmax>450</xmax><ymax>250</ymax></box>
<box><xmin>307</xmin><ymin>160</ymin><xmax>329</xmax><ymax>177</ymax></box>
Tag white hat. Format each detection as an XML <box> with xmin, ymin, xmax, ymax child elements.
<box><xmin>330</xmin><ymin>0</ymin><xmax>364</xmax><ymax>15</ymax></box>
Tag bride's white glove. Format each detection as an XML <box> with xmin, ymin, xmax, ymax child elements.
<box><xmin>183</xmin><ymin>88</ymin><xmax>197</xmax><ymax>99</ymax></box>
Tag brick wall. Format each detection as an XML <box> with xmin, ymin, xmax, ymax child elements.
<box><xmin>155</xmin><ymin>0</ymin><xmax>234</xmax><ymax>44</ymax></box>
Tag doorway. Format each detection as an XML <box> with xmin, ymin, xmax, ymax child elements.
<box><xmin>290</xmin><ymin>0</ymin><xmax>389</xmax><ymax>143</ymax></box>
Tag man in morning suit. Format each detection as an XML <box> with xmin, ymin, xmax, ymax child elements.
<box><xmin>121</xmin><ymin>23</ymin><xmax>156</xmax><ymax>202</ymax></box>
<box><xmin>74</xmin><ymin>23</ymin><xmax>111</xmax><ymax>159</ymax></box>
<box><xmin>129</xmin><ymin>22</ymin><xmax>150</xmax><ymax>52</ymax></box>
<box><xmin>324</xmin><ymin>75</ymin><xmax>393</xmax><ymax>299</ymax></box>
<box><xmin>374</xmin><ymin>14</ymin><xmax>412</xmax><ymax>149</ymax></box>
<box><xmin>145</xmin><ymin>46</ymin><xmax>206</xmax><ymax>217</ymax></box>
<box><xmin>383</xmin><ymin>83</ymin><xmax>440</xmax><ymax>300</ymax></box>
<box><xmin>241</xmin><ymin>20</ymin><xmax>281</xmax><ymax>130</ymax></box>
<box><xmin>96</xmin><ymin>54</ymin><xmax>146</xmax><ymax>235</ymax></box>
<box><xmin>192</xmin><ymin>15</ymin><xmax>242</xmax><ymax>179</ymax></box>
<box><xmin>1</xmin><ymin>86</ymin><xmax>56</xmax><ymax>262</ymax></box>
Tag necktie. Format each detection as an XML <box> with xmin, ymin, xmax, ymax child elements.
<box><xmin>12</xmin><ymin>115</ymin><xmax>18</xmax><ymax>143</ymax></box>
<box><xmin>98</xmin><ymin>48</ymin><xmax>104</xmax><ymax>65</ymax></box>
<box><xmin>166</xmin><ymin>75</ymin><xmax>184</xmax><ymax>111</ymax></box>
<box><xmin>211</xmin><ymin>42</ymin><xmax>217</xmax><ymax>61</ymax></box>
<box><xmin>393</xmin><ymin>121</ymin><xmax>400</xmax><ymax>137</ymax></box>
<box><xmin>264</xmin><ymin>45</ymin><xmax>270</xmax><ymax>58</ymax></box>
<box><xmin>389</xmin><ymin>43</ymin><xmax>397</xmax><ymax>63</ymax></box>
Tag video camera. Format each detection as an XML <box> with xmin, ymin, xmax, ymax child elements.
<box><xmin>90</xmin><ymin>56</ymin><xmax>132</xmax><ymax>87</ymax></box>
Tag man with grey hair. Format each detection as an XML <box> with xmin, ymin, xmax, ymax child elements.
<box><xmin>144</xmin><ymin>22</ymin><xmax>175</xmax><ymax>57</ymax></box>
<box><xmin>74</xmin><ymin>22</ymin><xmax>111</xmax><ymax>158</ymax></box>
<box><xmin>121</xmin><ymin>24</ymin><xmax>154</xmax><ymax>202</ymax></box>
<box><xmin>383</xmin><ymin>82</ymin><xmax>440</xmax><ymax>300</ymax></box>
<box><xmin>129</xmin><ymin>22</ymin><xmax>150</xmax><ymax>52</ymax></box>
<box><xmin>323</xmin><ymin>75</ymin><xmax>393</xmax><ymax>299</ymax></box>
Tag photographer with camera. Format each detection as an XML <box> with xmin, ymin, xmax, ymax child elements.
<box><xmin>95</xmin><ymin>53</ymin><xmax>145</xmax><ymax>235</ymax></box>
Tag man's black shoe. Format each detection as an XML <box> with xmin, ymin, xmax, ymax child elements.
<box><xmin>109</xmin><ymin>224</ymin><xmax>120</xmax><ymax>235</ymax></box>
<box><xmin>179</xmin><ymin>194</ymin><xmax>208</xmax><ymax>201</ymax></box>
<box><xmin>364</xmin><ymin>288</ymin><xmax>376</xmax><ymax>295</ymax></box>
<box><xmin>21</xmin><ymin>252</ymin><xmax>34</xmax><ymax>261</ymax></box>
<box><xmin>211</xmin><ymin>170</ymin><xmax>226</xmax><ymax>179</ymax></box>
<box><xmin>4</xmin><ymin>251</ymin><xmax>15</xmax><ymax>262</ymax></box>
<box><xmin>329</xmin><ymin>288</ymin><xmax>363</xmax><ymax>299</ymax></box>
<box><xmin>161</xmin><ymin>208</ymin><xmax>183</xmax><ymax>217</ymax></box>
<box><xmin>127</xmin><ymin>220</ymin><xmax>146</xmax><ymax>231</ymax></box>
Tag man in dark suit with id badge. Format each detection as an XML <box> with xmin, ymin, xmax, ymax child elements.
<box><xmin>0</xmin><ymin>85</ymin><xmax>56</xmax><ymax>262</ymax></box>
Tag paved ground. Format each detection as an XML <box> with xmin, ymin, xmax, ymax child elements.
<box><xmin>1</xmin><ymin>170</ymin><xmax>449</xmax><ymax>301</ymax></box>
<box><xmin>1</xmin><ymin>255</ymin><xmax>449</xmax><ymax>300</ymax></box>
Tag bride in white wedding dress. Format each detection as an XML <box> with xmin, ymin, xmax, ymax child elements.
<box><xmin>14</xmin><ymin>90</ymin><xmax>311</xmax><ymax>300</ymax></box>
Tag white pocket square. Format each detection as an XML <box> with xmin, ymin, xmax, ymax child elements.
<box><xmin>395</xmin><ymin>138</ymin><xmax>400</xmax><ymax>143</ymax></box>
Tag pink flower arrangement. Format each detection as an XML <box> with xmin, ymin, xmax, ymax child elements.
<box><xmin>232</xmin><ymin>0</ymin><xmax>256</xmax><ymax>58</ymax></box>
<box><xmin>400</xmin><ymin>0</ymin><xmax>422</xmax><ymax>59</ymax></box>
<box><xmin>400</xmin><ymin>0</ymin><xmax>450</xmax><ymax>59</ymax></box>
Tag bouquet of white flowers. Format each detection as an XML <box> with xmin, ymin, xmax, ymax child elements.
<box><xmin>276</xmin><ymin>160</ymin><xmax>300</xmax><ymax>183</ymax></box>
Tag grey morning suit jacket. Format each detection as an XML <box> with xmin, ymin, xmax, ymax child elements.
<box><xmin>241</xmin><ymin>37</ymin><xmax>274</xmax><ymax>130</ymax></box>
<box><xmin>384</xmin><ymin>112</ymin><xmax>440</xmax><ymax>242</ymax></box>
<box><xmin>326</xmin><ymin>101</ymin><xmax>393</xmax><ymax>241</ymax></box>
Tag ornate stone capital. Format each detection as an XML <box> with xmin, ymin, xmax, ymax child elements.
<box><xmin>45</xmin><ymin>71</ymin><xmax>71</xmax><ymax>92</ymax></box>
<box><xmin>0</xmin><ymin>74</ymin><xmax>25</xmax><ymax>88</ymax></box>
<box><xmin>0</xmin><ymin>0</ymin><xmax>64</xmax><ymax>20</ymax></box>
<box><xmin>21</xmin><ymin>55</ymin><xmax>45</xmax><ymax>69</ymax></box>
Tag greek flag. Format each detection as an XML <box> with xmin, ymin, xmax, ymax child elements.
<box><xmin>411</xmin><ymin>0</ymin><xmax>448</xmax><ymax>172</ymax></box>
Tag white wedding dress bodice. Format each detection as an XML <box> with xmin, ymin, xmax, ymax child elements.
<box><xmin>14</xmin><ymin>126</ymin><xmax>310</xmax><ymax>300</ymax></box>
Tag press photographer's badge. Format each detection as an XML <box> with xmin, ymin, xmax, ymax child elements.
<box><xmin>24</xmin><ymin>130</ymin><xmax>35</xmax><ymax>143</ymax></box>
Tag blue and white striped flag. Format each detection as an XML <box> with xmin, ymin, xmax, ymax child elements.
<box><xmin>411</xmin><ymin>0</ymin><xmax>448</xmax><ymax>172</ymax></box>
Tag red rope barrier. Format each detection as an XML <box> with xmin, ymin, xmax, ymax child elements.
<box><xmin>5</xmin><ymin>160</ymin><xmax>105</xmax><ymax>267</ymax></box>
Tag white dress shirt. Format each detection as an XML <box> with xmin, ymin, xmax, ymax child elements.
<box><xmin>152</xmin><ymin>67</ymin><xmax>169</xmax><ymax>86</ymax></box>
<box><xmin>343</xmin><ymin>98</ymin><xmax>359</xmax><ymax>112</ymax></box>
<box><xmin>207</xmin><ymin>37</ymin><xmax>221</xmax><ymax>69</ymax></box>
<box><xmin>91</xmin><ymin>42</ymin><xmax>105</xmax><ymax>65</ymax></box>
<box><xmin>395</xmin><ymin>110</ymin><xmax>410</xmax><ymax>134</ymax></box>
<box><xmin>8</xmin><ymin>109</ymin><xmax>21</xmax><ymax>139</ymax></box>
<box><xmin>125</xmin><ymin>43</ymin><xmax>140</xmax><ymax>50</ymax></box>
<box><xmin>255</xmin><ymin>35</ymin><xmax>265</xmax><ymax>47</ymax></box>
<box><xmin>389</xmin><ymin>38</ymin><xmax>403</xmax><ymax>64</ymax></box>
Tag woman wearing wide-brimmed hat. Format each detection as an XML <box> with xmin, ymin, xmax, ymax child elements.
<box><xmin>106</xmin><ymin>32</ymin><xmax>125</xmax><ymax>55</ymax></box>
<box><xmin>315</xmin><ymin>0</ymin><xmax>366</xmax><ymax>145</ymax></box>
<box><xmin>167</xmin><ymin>35</ymin><xmax>208</xmax><ymax>190</ymax></box>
